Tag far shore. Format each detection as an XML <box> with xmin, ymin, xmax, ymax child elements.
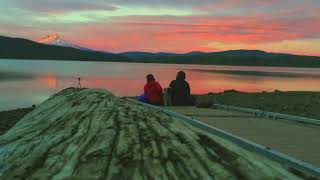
<box><xmin>1</xmin><ymin>90</ymin><xmax>319</xmax><ymax>136</ymax></box>
<box><xmin>2</xmin><ymin>58</ymin><xmax>320</xmax><ymax>69</ymax></box>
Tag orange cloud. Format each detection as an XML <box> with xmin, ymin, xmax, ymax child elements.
<box><xmin>2</xmin><ymin>0</ymin><xmax>320</xmax><ymax>56</ymax></box>
<box><xmin>64</xmin><ymin>15</ymin><xmax>319</xmax><ymax>55</ymax></box>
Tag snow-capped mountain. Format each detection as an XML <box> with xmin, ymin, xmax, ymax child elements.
<box><xmin>38</xmin><ymin>33</ymin><xmax>93</xmax><ymax>51</ymax></box>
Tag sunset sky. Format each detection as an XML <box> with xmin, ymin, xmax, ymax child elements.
<box><xmin>1</xmin><ymin>0</ymin><xmax>320</xmax><ymax>56</ymax></box>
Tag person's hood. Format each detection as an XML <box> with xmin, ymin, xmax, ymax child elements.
<box><xmin>176</xmin><ymin>71</ymin><xmax>186</xmax><ymax>81</ymax></box>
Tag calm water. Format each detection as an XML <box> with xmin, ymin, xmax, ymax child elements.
<box><xmin>1</xmin><ymin>59</ymin><xmax>320</xmax><ymax>111</ymax></box>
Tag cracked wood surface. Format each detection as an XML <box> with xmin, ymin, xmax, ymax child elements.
<box><xmin>0</xmin><ymin>88</ymin><xmax>317</xmax><ymax>180</ymax></box>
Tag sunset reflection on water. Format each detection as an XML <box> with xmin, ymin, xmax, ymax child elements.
<box><xmin>28</xmin><ymin>66</ymin><xmax>320</xmax><ymax>95</ymax></box>
<box><xmin>1</xmin><ymin>59</ymin><xmax>320</xmax><ymax>110</ymax></box>
<box><xmin>37</xmin><ymin>74</ymin><xmax>59</xmax><ymax>89</ymax></box>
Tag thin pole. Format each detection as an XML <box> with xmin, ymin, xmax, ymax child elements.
<box><xmin>78</xmin><ymin>78</ymin><xmax>82</xmax><ymax>88</ymax></box>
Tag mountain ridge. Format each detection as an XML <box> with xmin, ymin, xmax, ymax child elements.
<box><xmin>1</xmin><ymin>35</ymin><xmax>320</xmax><ymax>68</ymax></box>
<box><xmin>0</xmin><ymin>35</ymin><xmax>129</xmax><ymax>62</ymax></box>
<box><xmin>38</xmin><ymin>33</ymin><xmax>95</xmax><ymax>52</ymax></box>
<box><xmin>120</xmin><ymin>49</ymin><xmax>320</xmax><ymax>59</ymax></box>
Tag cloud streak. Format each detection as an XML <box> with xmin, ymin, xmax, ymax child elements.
<box><xmin>10</xmin><ymin>0</ymin><xmax>118</xmax><ymax>13</ymax></box>
<box><xmin>1</xmin><ymin>0</ymin><xmax>320</xmax><ymax>55</ymax></box>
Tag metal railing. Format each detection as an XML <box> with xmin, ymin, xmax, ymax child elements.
<box><xmin>214</xmin><ymin>104</ymin><xmax>320</xmax><ymax>126</ymax></box>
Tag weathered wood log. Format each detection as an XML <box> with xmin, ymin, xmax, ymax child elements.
<box><xmin>0</xmin><ymin>88</ymin><xmax>317</xmax><ymax>179</ymax></box>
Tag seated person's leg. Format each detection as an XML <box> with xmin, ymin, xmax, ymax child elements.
<box><xmin>138</xmin><ymin>93</ymin><xmax>148</xmax><ymax>103</ymax></box>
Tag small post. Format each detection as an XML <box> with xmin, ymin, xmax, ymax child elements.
<box><xmin>163</xmin><ymin>88</ymin><xmax>167</xmax><ymax>106</ymax></box>
<box><xmin>78</xmin><ymin>77</ymin><xmax>82</xmax><ymax>88</ymax></box>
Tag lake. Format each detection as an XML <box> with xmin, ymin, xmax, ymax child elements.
<box><xmin>1</xmin><ymin>59</ymin><xmax>320</xmax><ymax>111</ymax></box>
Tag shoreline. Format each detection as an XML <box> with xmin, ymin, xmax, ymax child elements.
<box><xmin>0</xmin><ymin>106</ymin><xmax>34</xmax><ymax>135</ymax></box>
<box><xmin>2</xmin><ymin>58</ymin><xmax>320</xmax><ymax>69</ymax></box>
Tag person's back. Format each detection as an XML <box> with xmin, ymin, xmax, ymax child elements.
<box><xmin>169</xmin><ymin>71</ymin><xmax>193</xmax><ymax>106</ymax></box>
<box><xmin>144</xmin><ymin>74</ymin><xmax>163</xmax><ymax>105</ymax></box>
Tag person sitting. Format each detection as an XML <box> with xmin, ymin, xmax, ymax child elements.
<box><xmin>169</xmin><ymin>71</ymin><xmax>193</xmax><ymax>106</ymax></box>
<box><xmin>143</xmin><ymin>74</ymin><xmax>163</xmax><ymax>105</ymax></box>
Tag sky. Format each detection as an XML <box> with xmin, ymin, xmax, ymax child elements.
<box><xmin>1</xmin><ymin>0</ymin><xmax>320</xmax><ymax>56</ymax></box>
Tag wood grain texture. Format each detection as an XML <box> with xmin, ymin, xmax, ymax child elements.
<box><xmin>0</xmin><ymin>88</ymin><xmax>316</xmax><ymax>180</ymax></box>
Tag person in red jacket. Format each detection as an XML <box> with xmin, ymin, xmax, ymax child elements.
<box><xmin>144</xmin><ymin>74</ymin><xmax>163</xmax><ymax>105</ymax></box>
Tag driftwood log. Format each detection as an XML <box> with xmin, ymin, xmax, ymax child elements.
<box><xmin>0</xmin><ymin>88</ymin><xmax>316</xmax><ymax>179</ymax></box>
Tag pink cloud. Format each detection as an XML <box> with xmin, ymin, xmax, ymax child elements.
<box><xmin>4</xmin><ymin>2</ymin><xmax>319</xmax><ymax>56</ymax></box>
<box><xmin>62</xmin><ymin>14</ymin><xmax>319</xmax><ymax>54</ymax></box>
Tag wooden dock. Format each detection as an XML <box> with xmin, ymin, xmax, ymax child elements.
<box><xmin>167</xmin><ymin>106</ymin><xmax>320</xmax><ymax>167</ymax></box>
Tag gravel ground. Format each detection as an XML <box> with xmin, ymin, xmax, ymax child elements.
<box><xmin>194</xmin><ymin>90</ymin><xmax>320</xmax><ymax>119</ymax></box>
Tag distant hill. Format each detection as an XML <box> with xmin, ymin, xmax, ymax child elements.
<box><xmin>120</xmin><ymin>50</ymin><xmax>320</xmax><ymax>67</ymax></box>
<box><xmin>119</xmin><ymin>51</ymin><xmax>207</xmax><ymax>59</ymax></box>
<box><xmin>0</xmin><ymin>35</ymin><xmax>129</xmax><ymax>62</ymax></box>
<box><xmin>119</xmin><ymin>52</ymin><xmax>180</xmax><ymax>59</ymax></box>
<box><xmin>212</xmin><ymin>50</ymin><xmax>272</xmax><ymax>56</ymax></box>
<box><xmin>1</xmin><ymin>35</ymin><xmax>320</xmax><ymax>67</ymax></box>
<box><xmin>119</xmin><ymin>50</ymin><xmax>279</xmax><ymax>59</ymax></box>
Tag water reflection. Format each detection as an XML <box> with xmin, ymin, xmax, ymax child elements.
<box><xmin>192</xmin><ymin>69</ymin><xmax>320</xmax><ymax>78</ymax></box>
<box><xmin>0</xmin><ymin>59</ymin><xmax>320</xmax><ymax>110</ymax></box>
<box><xmin>0</xmin><ymin>71</ymin><xmax>35</xmax><ymax>82</ymax></box>
<box><xmin>37</xmin><ymin>74</ymin><xmax>59</xmax><ymax>89</ymax></box>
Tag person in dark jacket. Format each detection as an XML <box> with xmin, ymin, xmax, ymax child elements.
<box><xmin>144</xmin><ymin>74</ymin><xmax>163</xmax><ymax>105</ymax></box>
<box><xmin>169</xmin><ymin>71</ymin><xmax>193</xmax><ymax>106</ymax></box>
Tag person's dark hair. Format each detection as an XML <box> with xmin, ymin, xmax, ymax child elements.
<box><xmin>176</xmin><ymin>71</ymin><xmax>186</xmax><ymax>81</ymax></box>
<box><xmin>146</xmin><ymin>74</ymin><xmax>155</xmax><ymax>83</ymax></box>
